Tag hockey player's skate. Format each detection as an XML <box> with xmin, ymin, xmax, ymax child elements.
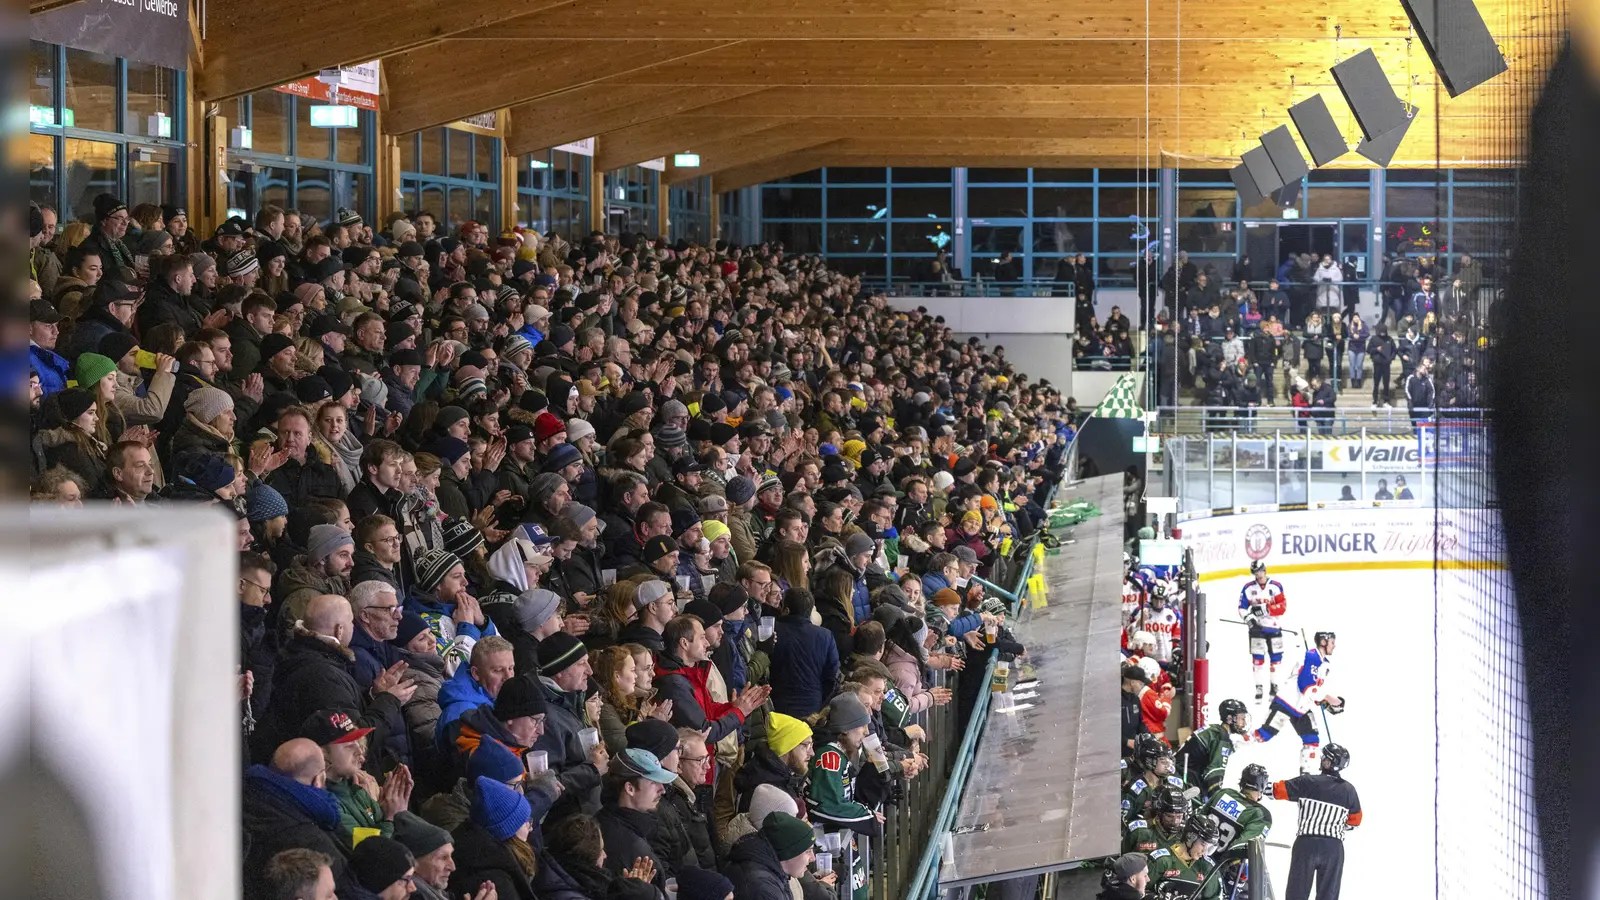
<box><xmin>1254</xmin><ymin>685</ymin><xmax>1264</xmax><ymax>701</ymax></box>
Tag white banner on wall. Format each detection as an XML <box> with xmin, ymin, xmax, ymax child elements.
<box><xmin>1177</xmin><ymin>507</ymin><xmax>1504</xmax><ymax>579</ymax></box>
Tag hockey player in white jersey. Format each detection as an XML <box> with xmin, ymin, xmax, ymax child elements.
<box><xmin>1239</xmin><ymin>560</ymin><xmax>1289</xmax><ymax>700</ymax></box>
<box><xmin>1136</xmin><ymin>581</ymin><xmax>1183</xmax><ymax>663</ymax></box>
<box><xmin>1254</xmin><ymin>631</ymin><xmax>1345</xmax><ymax>773</ymax></box>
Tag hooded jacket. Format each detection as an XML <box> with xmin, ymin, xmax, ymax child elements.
<box><xmin>654</xmin><ymin>649</ymin><xmax>746</xmax><ymax>744</ymax></box>
<box><xmin>723</xmin><ymin>833</ymin><xmax>794</xmax><ymax>900</ymax></box>
<box><xmin>446</xmin><ymin>821</ymin><xmax>537</xmax><ymax>900</ymax></box>
<box><xmin>768</xmin><ymin>613</ymin><xmax>840</xmax><ymax>719</ymax></box>
<box><xmin>595</xmin><ymin>806</ymin><xmax>667</xmax><ymax>890</ymax></box>
<box><xmin>433</xmin><ymin>664</ymin><xmax>497</xmax><ymax>745</ymax></box>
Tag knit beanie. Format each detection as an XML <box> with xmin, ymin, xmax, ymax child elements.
<box><xmin>844</xmin><ymin>532</ymin><xmax>875</xmax><ymax>558</ymax></box>
<box><xmin>470</xmin><ymin>776</ymin><xmax>532</xmax><ymax>841</ymax></box>
<box><xmin>677</xmin><ymin>867</ymin><xmax>735</xmax><ymax>900</ymax></box>
<box><xmin>747</xmin><ymin>783</ymin><xmax>800</xmax><ymax>828</ymax></box>
<box><xmin>307</xmin><ymin>524</ymin><xmax>354</xmax><ymax>563</ymax></box>
<box><xmin>391</xmin><ymin>612</ymin><xmax>431</xmax><ymax>647</ymax></box>
<box><xmin>624</xmin><ymin>719</ymin><xmax>679</xmax><ymax>761</ymax></box>
<box><xmin>512</xmin><ymin>588</ymin><xmax>562</xmax><ymax>634</ymax></box>
<box><xmin>175</xmin><ymin>451</ymin><xmax>236</xmax><ymax>493</ymax></box>
<box><xmin>426</xmin><ymin>436</ymin><xmax>470</xmax><ymax>465</ymax></box>
<box><xmin>760</xmin><ymin>811</ymin><xmax>816</xmax><ymax>862</ymax></box>
<box><xmin>467</xmin><ymin>739</ymin><xmax>526</xmax><ymax>784</ymax></box>
<box><xmin>74</xmin><ymin>352</ymin><xmax>116</xmax><ymax>389</ymax></box>
<box><xmin>414</xmin><ymin>549</ymin><xmax>463</xmax><ymax>593</ymax></box>
<box><xmin>725</xmin><ymin>475</ymin><xmax>756</xmax><ymax>505</ymax></box>
<box><xmin>536</xmin><ymin>632</ymin><xmax>586</xmax><ymax>676</ymax></box>
<box><xmin>97</xmin><ymin>332</ymin><xmax>138</xmax><ymax>365</ymax></box>
<box><xmin>245</xmin><ymin>482</ymin><xmax>289</xmax><ymax>523</ymax></box>
<box><xmin>348</xmin><ymin>836</ymin><xmax>415</xmax><ymax>895</ymax></box>
<box><xmin>566</xmin><ymin>418</ymin><xmax>596</xmax><ymax>443</ymax></box>
<box><xmin>766</xmin><ymin>713</ymin><xmax>812</xmax><ymax>757</ymax></box>
<box><xmin>827</xmin><ymin>692</ymin><xmax>871</xmax><ymax>732</ymax></box>
<box><xmin>560</xmin><ymin>503</ymin><xmax>598</xmax><ymax>530</ymax></box>
<box><xmin>443</xmin><ymin>517</ymin><xmax>486</xmax><ymax>558</ymax></box>
<box><xmin>493</xmin><ymin>674</ymin><xmax>548</xmax><ymax>722</ymax></box>
<box><xmin>184</xmin><ymin>386</ymin><xmax>234</xmax><ymax>423</ymax></box>
<box><xmin>54</xmin><ymin>388</ymin><xmax>95</xmax><ymax>424</ymax></box>
<box><xmin>392</xmin><ymin>811</ymin><xmax>451</xmax><ymax>860</ymax></box>
<box><xmin>700</xmin><ymin>520</ymin><xmax>730</xmax><ymax>544</ymax></box>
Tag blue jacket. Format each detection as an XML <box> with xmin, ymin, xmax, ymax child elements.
<box><xmin>349</xmin><ymin>624</ymin><xmax>405</xmax><ymax>692</ymax></box>
<box><xmin>403</xmin><ymin>589</ymin><xmax>495</xmax><ymax>655</ymax></box>
<box><xmin>31</xmin><ymin>344</ymin><xmax>71</xmax><ymax>396</ymax></box>
<box><xmin>768</xmin><ymin>613</ymin><xmax>839</xmax><ymax>719</ymax></box>
<box><xmin>920</xmin><ymin>570</ymin><xmax>953</xmax><ymax>601</ymax></box>
<box><xmin>434</xmin><ymin>664</ymin><xmax>495</xmax><ymax>743</ymax></box>
<box><xmin>850</xmin><ymin>572</ymin><xmax>871</xmax><ymax>625</ymax></box>
<box><xmin>947</xmin><ymin>609</ymin><xmax>983</xmax><ymax>640</ymax></box>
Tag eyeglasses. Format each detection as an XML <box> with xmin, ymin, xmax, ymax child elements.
<box><xmin>239</xmin><ymin>578</ymin><xmax>270</xmax><ymax>593</ymax></box>
<box><xmin>373</xmin><ymin>534</ymin><xmax>402</xmax><ymax>545</ymax></box>
<box><xmin>366</xmin><ymin>603</ymin><xmax>402</xmax><ymax>615</ymax></box>
<box><xmin>681</xmin><ymin>754</ymin><xmax>710</xmax><ymax>764</ymax></box>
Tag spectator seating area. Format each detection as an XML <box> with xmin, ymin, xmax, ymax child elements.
<box><xmin>26</xmin><ymin>197</ymin><xmax>1075</xmax><ymax>900</ymax></box>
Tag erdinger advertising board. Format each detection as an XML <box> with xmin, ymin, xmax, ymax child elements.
<box><xmin>1179</xmin><ymin>507</ymin><xmax>1503</xmax><ymax>579</ymax></box>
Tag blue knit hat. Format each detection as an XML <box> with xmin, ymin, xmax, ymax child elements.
<box><xmin>471</xmin><ymin>776</ymin><xmax>531</xmax><ymax>841</ymax></box>
<box><xmin>678</xmin><ymin>866</ymin><xmax>736</xmax><ymax>900</ymax></box>
<box><xmin>246</xmin><ymin>482</ymin><xmax>289</xmax><ymax>522</ymax></box>
<box><xmin>467</xmin><ymin>739</ymin><xmax>525</xmax><ymax>784</ymax></box>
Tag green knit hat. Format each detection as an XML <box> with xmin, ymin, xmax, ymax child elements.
<box><xmin>75</xmin><ymin>352</ymin><xmax>116</xmax><ymax>389</ymax></box>
<box><xmin>760</xmin><ymin>811</ymin><xmax>815</xmax><ymax>861</ymax></box>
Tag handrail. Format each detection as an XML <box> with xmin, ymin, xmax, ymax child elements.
<box><xmin>902</xmin><ymin>448</ymin><xmax>1077</xmax><ymax>900</ymax></box>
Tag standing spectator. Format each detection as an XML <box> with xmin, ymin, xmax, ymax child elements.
<box><xmin>1345</xmin><ymin>311</ymin><xmax>1370</xmax><ymax>390</ymax></box>
<box><xmin>1406</xmin><ymin>356</ymin><xmax>1437</xmax><ymax>427</ymax></box>
<box><xmin>768</xmin><ymin>588</ymin><xmax>840</xmax><ymax>718</ymax></box>
<box><xmin>1309</xmin><ymin>374</ymin><xmax>1337</xmax><ymax>436</ymax></box>
<box><xmin>1312</xmin><ymin>254</ymin><xmax>1343</xmax><ymax>313</ymax></box>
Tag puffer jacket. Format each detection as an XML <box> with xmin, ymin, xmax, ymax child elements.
<box><xmin>723</xmin><ymin>833</ymin><xmax>793</xmax><ymax>900</ymax></box>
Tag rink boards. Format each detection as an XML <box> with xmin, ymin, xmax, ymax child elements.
<box><xmin>1182</xmin><ymin>507</ymin><xmax>1542</xmax><ymax>900</ymax></box>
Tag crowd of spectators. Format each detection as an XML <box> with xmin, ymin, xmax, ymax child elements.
<box><xmin>26</xmin><ymin>194</ymin><xmax>1071</xmax><ymax>900</ymax></box>
<box><xmin>1147</xmin><ymin>249</ymin><xmax>1492</xmax><ymax>422</ymax></box>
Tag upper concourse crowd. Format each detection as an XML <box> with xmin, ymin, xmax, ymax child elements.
<box><xmin>27</xmin><ymin>196</ymin><xmax>1071</xmax><ymax>900</ymax></box>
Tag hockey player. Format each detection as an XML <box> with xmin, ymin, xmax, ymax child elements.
<box><xmin>1121</xmin><ymin>565</ymin><xmax>1147</xmax><ymax>646</ymax></box>
<box><xmin>1124</xmin><ymin>785</ymin><xmax>1189</xmax><ymax>852</ymax></box>
<box><xmin>1255</xmin><ymin>631</ymin><xmax>1343</xmax><ymax>773</ymax></box>
<box><xmin>1145</xmin><ymin>815</ymin><xmax>1221</xmax><ymax>900</ymax></box>
<box><xmin>1121</xmin><ymin>738</ymin><xmax>1186</xmax><ymax>824</ymax></box>
<box><xmin>1136</xmin><ymin>581</ymin><xmax>1183</xmax><ymax>663</ymax></box>
<box><xmin>1176</xmin><ymin>698</ymin><xmax>1251</xmax><ymax>798</ymax></box>
<box><xmin>1203</xmin><ymin>763</ymin><xmax>1274</xmax><ymax>854</ymax></box>
<box><xmin>1274</xmin><ymin>744</ymin><xmax>1360</xmax><ymax>900</ymax></box>
<box><xmin>1239</xmin><ymin>560</ymin><xmax>1289</xmax><ymax>699</ymax></box>
<box><xmin>1124</xmin><ymin>632</ymin><xmax>1174</xmax><ymax>691</ymax></box>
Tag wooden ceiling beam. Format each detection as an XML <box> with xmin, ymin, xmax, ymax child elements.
<box><xmin>194</xmin><ymin>0</ymin><xmax>575</xmax><ymax>101</ymax></box>
<box><xmin>382</xmin><ymin>39</ymin><xmax>737</xmax><ymax>135</ymax></box>
<box><xmin>711</xmin><ymin>153</ymin><xmax>846</xmax><ymax>193</ymax></box>
<box><xmin>675</xmin><ymin>132</ymin><xmax>849</xmax><ymax>183</ymax></box>
<box><xmin>506</xmin><ymin>85</ymin><xmax>763</xmax><ymax>157</ymax></box>
<box><xmin>594</xmin><ymin>115</ymin><xmax>796</xmax><ymax>171</ymax></box>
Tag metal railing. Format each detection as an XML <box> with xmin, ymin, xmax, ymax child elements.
<box><xmin>1150</xmin><ymin>405</ymin><xmax>1488</xmax><ymax>437</ymax></box>
<box><xmin>861</xmin><ymin>277</ymin><xmax>1075</xmax><ymax>298</ymax></box>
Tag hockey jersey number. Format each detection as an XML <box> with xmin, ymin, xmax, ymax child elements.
<box><xmin>1238</xmin><ymin>580</ymin><xmax>1288</xmax><ymax>630</ymax></box>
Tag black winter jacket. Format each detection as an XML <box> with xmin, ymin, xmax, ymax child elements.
<box><xmin>722</xmin><ymin>833</ymin><xmax>792</xmax><ymax>900</ymax></box>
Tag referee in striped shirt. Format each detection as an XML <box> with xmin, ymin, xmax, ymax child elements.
<box><xmin>1272</xmin><ymin>743</ymin><xmax>1361</xmax><ymax>900</ymax></box>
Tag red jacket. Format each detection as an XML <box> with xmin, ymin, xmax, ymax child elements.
<box><xmin>1138</xmin><ymin>683</ymin><xmax>1175</xmax><ymax>742</ymax></box>
<box><xmin>655</xmin><ymin>652</ymin><xmax>745</xmax><ymax>781</ymax></box>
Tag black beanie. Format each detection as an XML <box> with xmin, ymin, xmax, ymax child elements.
<box><xmin>348</xmin><ymin>836</ymin><xmax>414</xmax><ymax>894</ymax></box>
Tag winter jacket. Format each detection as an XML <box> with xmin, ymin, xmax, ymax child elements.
<box><xmin>30</xmin><ymin>342</ymin><xmax>72</xmax><ymax>396</ymax></box>
<box><xmin>596</xmin><ymin>806</ymin><xmax>667</xmax><ymax>889</ymax></box>
<box><xmin>266</xmin><ymin>453</ymin><xmax>345</xmax><ymax>507</ymax></box>
<box><xmin>241</xmin><ymin>765</ymin><xmax>354</xmax><ymax>900</ymax></box>
<box><xmin>434</xmin><ymin>665</ymin><xmax>496</xmax><ymax>743</ymax></box>
<box><xmin>113</xmin><ymin>366</ymin><xmax>176</xmax><ymax>428</ymax></box>
<box><xmin>883</xmin><ymin>644</ymin><xmax>935</xmax><ymax>715</ymax></box>
<box><xmin>768</xmin><ymin>613</ymin><xmax>839</xmax><ymax>718</ymax></box>
<box><xmin>655</xmin><ymin>649</ymin><xmax>747</xmax><ymax>744</ymax></box>
<box><xmin>533</xmin><ymin>676</ymin><xmax>604</xmax><ymax>801</ymax></box>
<box><xmin>68</xmin><ymin>305</ymin><xmax>130</xmax><ymax>362</ymax></box>
<box><xmin>350</xmin><ymin>623</ymin><xmax>406</xmax><ymax>692</ymax></box>
<box><xmin>533</xmin><ymin>852</ymin><xmax>611</xmax><ymax>900</ymax></box>
<box><xmin>275</xmin><ymin>564</ymin><xmax>351</xmax><ymax>632</ymax></box>
<box><xmin>328</xmin><ymin>776</ymin><xmax>391</xmax><ymax>841</ymax></box>
<box><xmin>138</xmin><ymin>277</ymin><xmax>207</xmax><ymax>338</ymax></box>
<box><xmin>447</xmin><ymin>821</ymin><xmax>537</xmax><ymax>900</ymax></box>
<box><xmin>727</xmin><ymin>504</ymin><xmax>760</xmax><ymax>567</ymax></box>
<box><xmin>224</xmin><ymin>317</ymin><xmax>265</xmax><ymax>384</ymax></box>
<box><xmin>660</xmin><ymin>778</ymin><xmax>717</xmax><ymax>872</ymax></box>
<box><xmin>350</xmin><ymin>548</ymin><xmax>404</xmax><ymax>595</ymax></box>
<box><xmin>252</xmin><ymin>632</ymin><xmax>405</xmax><ymax>764</ymax></box>
<box><xmin>723</xmin><ymin>833</ymin><xmax>794</xmax><ymax>900</ymax></box>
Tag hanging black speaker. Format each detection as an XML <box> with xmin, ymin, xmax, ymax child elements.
<box><xmin>1331</xmin><ymin>48</ymin><xmax>1407</xmax><ymax>141</ymax></box>
<box><xmin>1288</xmin><ymin>95</ymin><xmax>1350</xmax><ymax>167</ymax></box>
<box><xmin>1355</xmin><ymin>102</ymin><xmax>1419</xmax><ymax>167</ymax></box>
<box><xmin>1242</xmin><ymin>145</ymin><xmax>1285</xmax><ymax>195</ymax></box>
<box><xmin>1230</xmin><ymin>162</ymin><xmax>1266</xmax><ymax>208</ymax></box>
<box><xmin>1260</xmin><ymin>125</ymin><xmax>1310</xmax><ymax>184</ymax></box>
<box><xmin>1398</xmin><ymin>0</ymin><xmax>1508</xmax><ymax>97</ymax></box>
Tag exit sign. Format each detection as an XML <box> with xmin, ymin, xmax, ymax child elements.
<box><xmin>309</xmin><ymin>105</ymin><xmax>358</xmax><ymax>128</ymax></box>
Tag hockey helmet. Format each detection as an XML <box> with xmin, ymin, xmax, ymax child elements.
<box><xmin>1239</xmin><ymin>763</ymin><xmax>1270</xmax><ymax>794</ymax></box>
<box><xmin>1314</xmin><ymin>630</ymin><xmax>1337</xmax><ymax>646</ymax></box>
<box><xmin>1137</xmin><ymin>656</ymin><xmax>1160</xmax><ymax>684</ymax></box>
<box><xmin>1153</xmin><ymin>785</ymin><xmax>1190</xmax><ymax>817</ymax></box>
<box><xmin>1249</xmin><ymin>560</ymin><xmax>1267</xmax><ymax>576</ymax></box>
<box><xmin>1150</xmin><ymin>580</ymin><xmax>1169</xmax><ymax>602</ymax></box>
<box><xmin>1218</xmin><ymin>698</ymin><xmax>1250</xmax><ymax>730</ymax></box>
<box><xmin>1321</xmin><ymin>743</ymin><xmax>1351</xmax><ymax>772</ymax></box>
<box><xmin>1182</xmin><ymin>814</ymin><xmax>1221</xmax><ymax>848</ymax></box>
<box><xmin>1130</xmin><ymin>630</ymin><xmax>1157</xmax><ymax>651</ymax></box>
<box><xmin>1137</xmin><ymin>739</ymin><xmax>1175</xmax><ymax>773</ymax></box>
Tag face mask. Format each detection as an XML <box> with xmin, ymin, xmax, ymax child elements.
<box><xmin>953</xmin><ymin>575</ymin><xmax>969</xmax><ymax>589</ymax></box>
<box><xmin>914</xmin><ymin>624</ymin><xmax>930</xmax><ymax>648</ymax></box>
<box><xmin>698</xmin><ymin>538</ymin><xmax>711</xmax><ymax>555</ymax></box>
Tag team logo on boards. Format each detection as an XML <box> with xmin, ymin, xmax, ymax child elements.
<box><xmin>1243</xmin><ymin>524</ymin><xmax>1273</xmax><ymax>561</ymax></box>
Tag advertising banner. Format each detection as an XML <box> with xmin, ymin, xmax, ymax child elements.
<box><xmin>274</xmin><ymin>62</ymin><xmax>382</xmax><ymax>111</ymax></box>
<box><xmin>32</xmin><ymin>0</ymin><xmax>190</xmax><ymax>70</ymax></box>
<box><xmin>1178</xmin><ymin>507</ymin><xmax>1503</xmax><ymax>579</ymax></box>
<box><xmin>1311</xmin><ymin>438</ymin><xmax>1420</xmax><ymax>472</ymax></box>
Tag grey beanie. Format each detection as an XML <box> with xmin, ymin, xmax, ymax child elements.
<box><xmin>307</xmin><ymin>524</ymin><xmax>354</xmax><ymax>563</ymax></box>
<box><xmin>844</xmin><ymin>532</ymin><xmax>875</xmax><ymax>558</ymax></box>
<box><xmin>561</xmin><ymin>503</ymin><xmax>598</xmax><ymax>529</ymax></box>
<box><xmin>725</xmin><ymin>475</ymin><xmax>756</xmax><ymax>505</ymax></box>
<box><xmin>661</xmin><ymin>399</ymin><xmax>689</xmax><ymax>421</ymax></box>
<box><xmin>392</xmin><ymin>811</ymin><xmax>451</xmax><ymax>859</ymax></box>
<box><xmin>513</xmin><ymin>588</ymin><xmax>562</xmax><ymax>633</ymax></box>
<box><xmin>828</xmin><ymin>691</ymin><xmax>871</xmax><ymax>732</ymax></box>
<box><xmin>1112</xmin><ymin>853</ymin><xmax>1148</xmax><ymax>882</ymax></box>
<box><xmin>530</xmin><ymin>472</ymin><xmax>567</xmax><ymax>506</ymax></box>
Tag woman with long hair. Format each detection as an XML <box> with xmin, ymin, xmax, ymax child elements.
<box><xmin>31</xmin><ymin>466</ymin><xmax>86</xmax><ymax>507</ymax></box>
<box><xmin>40</xmin><ymin>388</ymin><xmax>109</xmax><ymax>493</ymax></box>
<box><xmin>584</xmin><ymin>580</ymin><xmax>641</xmax><ymax>650</ymax></box>
<box><xmin>314</xmin><ymin>401</ymin><xmax>360</xmax><ymax>494</ymax></box>
<box><xmin>814</xmin><ymin>565</ymin><xmax>858</xmax><ymax>654</ymax></box>
<box><xmin>448</xmin><ymin>778</ymin><xmax>539</xmax><ymax>899</ymax></box>
<box><xmin>397</xmin><ymin>400</ymin><xmax>441</xmax><ymax>452</ymax></box>
<box><xmin>591</xmin><ymin>645</ymin><xmax>638</xmax><ymax>754</ymax></box>
<box><xmin>293</xmin><ymin>336</ymin><xmax>325</xmax><ymax>377</ymax></box>
<box><xmin>771</xmin><ymin>538</ymin><xmax>810</xmax><ymax>592</ymax></box>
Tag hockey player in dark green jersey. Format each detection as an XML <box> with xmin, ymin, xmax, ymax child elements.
<box><xmin>1145</xmin><ymin>815</ymin><xmax>1222</xmax><ymax>900</ymax></box>
<box><xmin>1122</xmin><ymin>739</ymin><xmax>1187</xmax><ymax>824</ymax></box>
<box><xmin>1123</xmin><ymin>785</ymin><xmax>1190</xmax><ymax>853</ymax></box>
<box><xmin>1203</xmin><ymin>763</ymin><xmax>1274</xmax><ymax>854</ymax></box>
<box><xmin>1177</xmin><ymin>697</ymin><xmax>1252</xmax><ymax>799</ymax></box>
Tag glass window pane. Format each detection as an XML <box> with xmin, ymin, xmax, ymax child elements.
<box><xmin>227</xmin><ymin>166</ymin><xmax>254</xmax><ymax>217</ymax></box>
<box><xmin>1385</xmin><ymin>185</ymin><xmax>1445</xmax><ymax>218</ymax></box>
<box><xmin>63</xmin><ymin>47</ymin><xmax>117</xmax><ymax>133</ymax></box>
<box><xmin>31</xmin><ymin>133</ymin><xmax>58</xmax><ymax>209</ymax></box>
<box><xmin>548</xmin><ymin>197</ymin><xmax>567</xmax><ymax>235</ymax></box>
<box><xmin>420</xmin><ymin>184</ymin><xmax>445</xmax><ymax>223</ymax></box>
<box><xmin>826</xmin><ymin>222</ymin><xmax>885</xmax><ymax>253</ymax></box>
<box><xmin>64</xmin><ymin>138</ymin><xmax>119</xmax><ymax>224</ymax></box>
<box><xmin>125</xmin><ymin>62</ymin><xmax>177</xmax><ymax>139</ymax></box>
<box><xmin>1451</xmin><ymin>184</ymin><xmax>1514</xmax><ymax>218</ymax></box>
<box><xmin>969</xmin><ymin>168</ymin><xmax>1027</xmax><ymax>183</ymax></box>
<box><xmin>449</xmin><ymin>187</ymin><xmax>471</xmax><ymax>229</ymax></box>
<box><xmin>295</xmin><ymin>99</ymin><xmax>332</xmax><ymax>160</ymax></box>
<box><xmin>1032</xmin><ymin>221</ymin><xmax>1088</xmax><ymax>254</ymax></box>
<box><xmin>339</xmin><ymin>171</ymin><xmax>367</xmax><ymax>222</ymax></box>
<box><xmin>762</xmin><ymin>222</ymin><xmax>820</xmax><ymax>253</ymax></box>
<box><xmin>32</xmin><ymin>41</ymin><xmax>56</xmax><ymax>113</ymax></box>
<box><xmin>1178</xmin><ymin>219</ymin><xmax>1232</xmax><ymax>254</ymax></box>
<box><xmin>259</xmin><ymin>166</ymin><xmax>292</xmax><ymax>212</ymax></box>
<box><xmin>1033</xmin><ymin>186</ymin><xmax>1094</xmax><ymax>218</ymax></box>
<box><xmin>762</xmin><ymin>187</ymin><xmax>821</xmax><ymax>219</ymax></box>
<box><xmin>891</xmin><ymin>167</ymin><xmax>950</xmax><ymax>183</ymax></box>
<box><xmin>129</xmin><ymin>154</ymin><xmax>176</xmax><ymax>207</ymax></box>
<box><xmin>336</xmin><ymin>113</ymin><xmax>366</xmax><ymax>165</ymax></box>
<box><xmin>1034</xmin><ymin>168</ymin><xmax>1095</xmax><ymax>182</ymax></box>
<box><xmin>449</xmin><ymin>132</ymin><xmax>472</xmax><ymax>179</ymax></box>
<box><xmin>550</xmin><ymin>157</ymin><xmax>569</xmax><ymax>193</ymax></box>
<box><xmin>968</xmin><ymin>187</ymin><xmax>1028</xmax><ymax>218</ymax></box>
<box><xmin>1309</xmin><ymin>168</ymin><xmax>1370</xmax><ymax>183</ymax></box>
<box><xmin>827</xmin><ymin>187</ymin><xmax>886</xmax><ymax>218</ymax></box>
<box><xmin>419</xmin><ymin>128</ymin><xmax>444</xmax><ymax>175</ymax></box>
<box><xmin>571</xmin><ymin>200</ymin><xmax>590</xmax><ymax>237</ymax></box>
<box><xmin>828</xmin><ymin>257</ymin><xmax>886</xmax><ymax>279</ymax></box>
<box><xmin>1098</xmin><ymin>186</ymin><xmax>1157</xmax><ymax>219</ymax></box>
<box><xmin>297</xmin><ymin>166</ymin><xmax>333</xmax><ymax>225</ymax></box>
<box><xmin>826</xmin><ymin>167</ymin><xmax>885</xmax><ymax>184</ymax></box>
<box><xmin>1305</xmin><ymin>187</ymin><xmax>1370</xmax><ymax>218</ymax></box>
<box><xmin>474</xmin><ymin>189</ymin><xmax>497</xmax><ymax>230</ymax></box>
<box><xmin>1098</xmin><ymin>220</ymin><xmax>1150</xmax><ymax>254</ymax></box>
<box><xmin>400</xmin><ymin>135</ymin><xmax>418</xmax><ymax>174</ymax></box>
<box><xmin>891</xmin><ymin>221</ymin><xmax>953</xmax><ymax>253</ymax></box>
<box><xmin>1098</xmin><ymin>168</ymin><xmax>1153</xmax><ymax>183</ymax></box>
<box><xmin>1177</xmin><ymin>186</ymin><xmax>1236</xmax><ymax>220</ymax></box>
<box><xmin>968</xmin><ymin>225</ymin><xmax>1025</xmax><ymax>277</ymax></box>
<box><xmin>398</xmin><ymin>183</ymin><xmax>418</xmax><ymax>219</ymax></box>
<box><xmin>250</xmin><ymin>91</ymin><xmax>291</xmax><ymax>156</ymax></box>
<box><xmin>891</xmin><ymin>187</ymin><xmax>951</xmax><ymax>219</ymax></box>
<box><xmin>476</xmin><ymin>137</ymin><xmax>497</xmax><ymax>184</ymax></box>
<box><xmin>1449</xmin><ymin>220</ymin><xmax>1510</xmax><ymax>255</ymax></box>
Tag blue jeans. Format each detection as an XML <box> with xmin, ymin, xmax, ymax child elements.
<box><xmin>1348</xmin><ymin>349</ymin><xmax>1366</xmax><ymax>386</ymax></box>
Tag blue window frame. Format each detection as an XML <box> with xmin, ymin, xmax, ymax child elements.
<box><xmin>399</xmin><ymin>126</ymin><xmax>502</xmax><ymax>234</ymax></box>
<box><xmin>225</xmin><ymin>89</ymin><xmax>376</xmax><ymax>229</ymax></box>
<box><xmin>516</xmin><ymin>148</ymin><xmax>590</xmax><ymax>242</ymax></box>
<box><xmin>603</xmin><ymin>166</ymin><xmax>660</xmax><ymax>236</ymax></box>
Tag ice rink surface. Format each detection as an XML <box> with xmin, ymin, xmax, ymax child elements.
<box><xmin>1202</xmin><ymin>567</ymin><xmax>1436</xmax><ymax>900</ymax></box>
<box><xmin>1200</xmin><ymin>563</ymin><xmax>1539</xmax><ymax>899</ymax></box>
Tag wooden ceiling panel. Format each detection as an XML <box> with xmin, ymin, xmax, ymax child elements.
<box><xmin>506</xmin><ymin>85</ymin><xmax>765</xmax><ymax>156</ymax></box>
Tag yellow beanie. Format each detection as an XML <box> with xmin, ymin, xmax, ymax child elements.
<box><xmin>701</xmin><ymin>520</ymin><xmax>730</xmax><ymax>544</ymax></box>
<box><xmin>767</xmin><ymin>713</ymin><xmax>812</xmax><ymax>757</ymax></box>
<box><xmin>841</xmin><ymin>439</ymin><xmax>866</xmax><ymax>464</ymax></box>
